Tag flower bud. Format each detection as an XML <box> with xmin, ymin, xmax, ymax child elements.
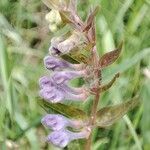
<box><xmin>45</xmin><ymin>10</ymin><xmax>62</xmax><ymax>25</ymax></box>
<box><xmin>49</xmin><ymin>24</ymin><xmax>58</xmax><ymax>32</ymax></box>
<box><xmin>57</xmin><ymin>32</ymin><xmax>83</xmax><ymax>54</ymax></box>
<box><xmin>49</xmin><ymin>32</ymin><xmax>86</xmax><ymax>55</ymax></box>
<box><xmin>47</xmin><ymin>129</ymin><xmax>91</xmax><ymax>148</ymax></box>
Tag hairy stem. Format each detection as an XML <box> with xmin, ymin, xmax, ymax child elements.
<box><xmin>84</xmin><ymin>47</ymin><xmax>101</xmax><ymax>150</ymax></box>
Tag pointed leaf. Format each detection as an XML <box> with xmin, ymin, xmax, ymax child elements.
<box><xmin>83</xmin><ymin>6</ymin><xmax>100</xmax><ymax>32</ymax></box>
<box><xmin>38</xmin><ymin>99</ymin><xmax>88</xmax><ymax>120</ymax></box>
<box><xmin>99</xmin><ymin>42</ymin><xmax>123</xmax><ymax>68</ymax></box>
<box><xmin>61</xmin><ymin>44</ymin><xmax>91</xmax><ymax>64</ymax></box>
<box><xmin>87</xmin><ymin>21</ymin><xmax>96</xmax><ymax>42</ymax></box>
<box><xmin>59</xmin><ymin>10</ymin><xmax>74</xmax><ymax>24</ymax></box>
<box><xmin>42</xmin><ymin>0</ymin><xmax>59</xmax><ymax>9</ymax></box>
<box><xmin>96</xmin><ymin>96</ymin><xmax>140</xmax><ymax>127</ymax></box>
<box><xmin>42</xmin><ymin>0</ymin><xmax>69</xmax><ymax>10</ymax></box>
<box><xmin>100</xmin><ymin>73</ymin><xmax>120</xmax><ymax>92</ymax></box>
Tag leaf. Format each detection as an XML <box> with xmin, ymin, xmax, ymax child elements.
<box><xmin>83</xmin><ymin>6</ymin><xmax>100</xmax><ymax>32</ymax></box>
<box><xmin>42</xmin><ymin>0</ymin><xmax>69</xmax><ymax>10</ymax></box>
<box><xmin>59</xmin><ymin>10</ymin><xmax>74</xmax><ymax>24</ymax></box>
<box><xmin>99</xmin><ymin>42</ymin><xmax>123</xmax><ymax>68</ymax></box>
<box><xmin>96</xmin><ymin>96</ymin><xmax>140</xmax><ymax>127</ymax></box>
<box><xmin>61</xmin><ymin>43</ymin><xmax>92</xmax><ymax>64</ymax></box>
<box><xmin>103</xmin><ymin>47</ymin><xmax>150</xmax><ymax>78</ymax></box>
<box><xmin>42</xmin><ymin>0</ymin><xmax>59</xmax><ymax>9</ymax></box>
<box><xmin>100</xmin><ymin>73</ymin><xmax>120</xmax><ymax>92</ymax></box>
<box><xmin>38</xmin><ymin>99</ymin><xmax>88</xmax><ymax>120</ymax></box>
<box><xmin>87</xmin><ymin>21</ymin><xmax>96</xmax><ymax>42</ymax></box>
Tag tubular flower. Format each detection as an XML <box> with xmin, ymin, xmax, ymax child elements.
<box><xmin>41</xmin><ymin>114</ymin><xmax>85</xmax><ymax>131</ymax></box>
<box><xmin>44</xmin><ymin>56</ymin><xmax>72</xmax><ymax>70</ymax></box>
<box><xmin>56</xmin><ymin>32</ymin><xmax>83</xmax><ymax>54</ymax></box>
<box><xmin>51</xmin><ymin>70</ymin><xmax>87</xmax><ymax>85</ymax></box>
<box><xmin>39</xmin><ymin>76</ymin><xmax>53</xmax><ymax>89</ymax></box>
<box><xmin>39</xmin><ymin>75</ymin><xmax>86</xmax><ymax>95</ymax></box>
<box><xmin>39</xmin><ymin>87</ymin><xmax>64</xmax><ymax>103</ymax></box>
<box><xmin>47</xmin><ymin>129</ymin><xmax>90</xmax><ymax>148</ymax></box>
<box><xmin>39</xmin><ymin>74</ymin><xmax>89</xmax><ymax>103</ymax></box>
<box><xmin>39</xmin><ymin>83</ymin><xmax>89</xmax><ymax>103</ymax></box>
<box><xmin>44</xmin><ymin>55</ymin><xmax>85</xmax><ymax>71</ymax></box>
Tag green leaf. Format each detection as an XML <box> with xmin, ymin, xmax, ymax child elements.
<box><xmin>42</xmin><ymin>0</ymin><xmax>59</xmax><ymax>9</ymax></box>
<box><xmin>42</xmin><ymin>0</ymin><xmax>69</xmax><ymax>10</ymax></box>
<box><xmin>100</xmin><ymin>73</ymin><xmax>120</xmax><ymax>92</ymax></box>
<box><xmin>38</xmin><ymin>98</ymin><xmax>88</xmax><ymax>120</ymax></box>
<box><xmin>59</xmin><ymin>11</ymin><xmax>74</xmax><ymax>24</ymax></box>
<box><xmin>96</xmin><ymin>96</ymin><xmax>140</xmax><ymax>127</ymax></box>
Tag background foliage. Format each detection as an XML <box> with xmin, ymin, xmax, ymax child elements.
<box><xmin>0</xmin><ymin>0</ymin><xmax>150</xmax><ymax>149</ymax></box>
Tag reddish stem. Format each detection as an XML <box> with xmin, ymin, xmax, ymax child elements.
<box><xmin>84</xmin><ymin>47</ymin><xmax>101</xmax><ymax>150</ymax></box>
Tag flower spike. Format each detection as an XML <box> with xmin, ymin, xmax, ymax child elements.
<box><xmin>39</xmin><ymin>0</ymin><xmax>126</xmax><ymax>149</ymax></box>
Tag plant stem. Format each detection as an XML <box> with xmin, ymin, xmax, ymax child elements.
<box><xmin>85</xmin><ymin>92</ymin><xmax>100</xmax><ymax>150</ymax></box>
<box><xmin>84</xmin><ymin>47</ymin><xmax>101</xmax><ymax>150</ymax></box>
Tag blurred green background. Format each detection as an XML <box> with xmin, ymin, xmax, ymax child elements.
<box><xmin>0</xmin><ymin>0</ymin><xmax>150</xmax><ymax>149</ymax></box>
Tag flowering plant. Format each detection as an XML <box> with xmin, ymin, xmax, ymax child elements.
<box><xmin>38</xmin><ymin>0</ymin><xmax>140</xmax><ymax>149</ymax></box>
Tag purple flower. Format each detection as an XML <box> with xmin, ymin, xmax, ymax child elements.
<box><xmin>44</xmin><ymin>55</ymin><xmax>86</xmax><ymax>71</ymax></box>
<box><xmin>63</xmin><ymin>88</ymin><xmax>89</xmax><ymax>101</ymax></box>
<box><xmin>39</xmin><ymin>76</ymin><xmax>54</xmax><ymax>89</ymax></box>
<box><xmin>39</xmin><ymin>75</ymin><xmax>89</xmax><ymax>103</ymax></box>
<box><xmin>62</xmin><ymin>84</ymin><xmax>86</xmax><ymax>95</ymax></box>
<box><xmin>39</xmin><ymin>76</ymin><xmax>85</xmax><ymax>94</ymax></box>
<box><xmin>44</xmin><ymin>56</ymin><xmax>72</xmax><ymax>70</ymax></box>
<box><xmin>47</xmin><ymin>130</ymin><xmax>70</xmax><ymax>148</ymax></box>
<box><xmin>41</xmin><ymin>114</ymin><xmax>85</xmax><ymax>130</ymax></box>
<box><xmin>39</xmin><ymin>86</ymin><xmax>88</xmax><ymax>103</ymax></box>
<box><xmin>39</xmin><ymin>87</ymin><xmax>64</xmax><ymax>103</ymax></box>
<box><xmin>47</xmin><ymin>129</ymin><xmax>90</xmax><ymax>148</ymax></box>
<box><xmin>41</xmin><ymin>114</ymin><xmax>69</xmax><ymax>130</ymax></box>
<box><xmin>52</xmin><ymin>70</ymin><xmax>87</xmax><ymax>85</ymax></box>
